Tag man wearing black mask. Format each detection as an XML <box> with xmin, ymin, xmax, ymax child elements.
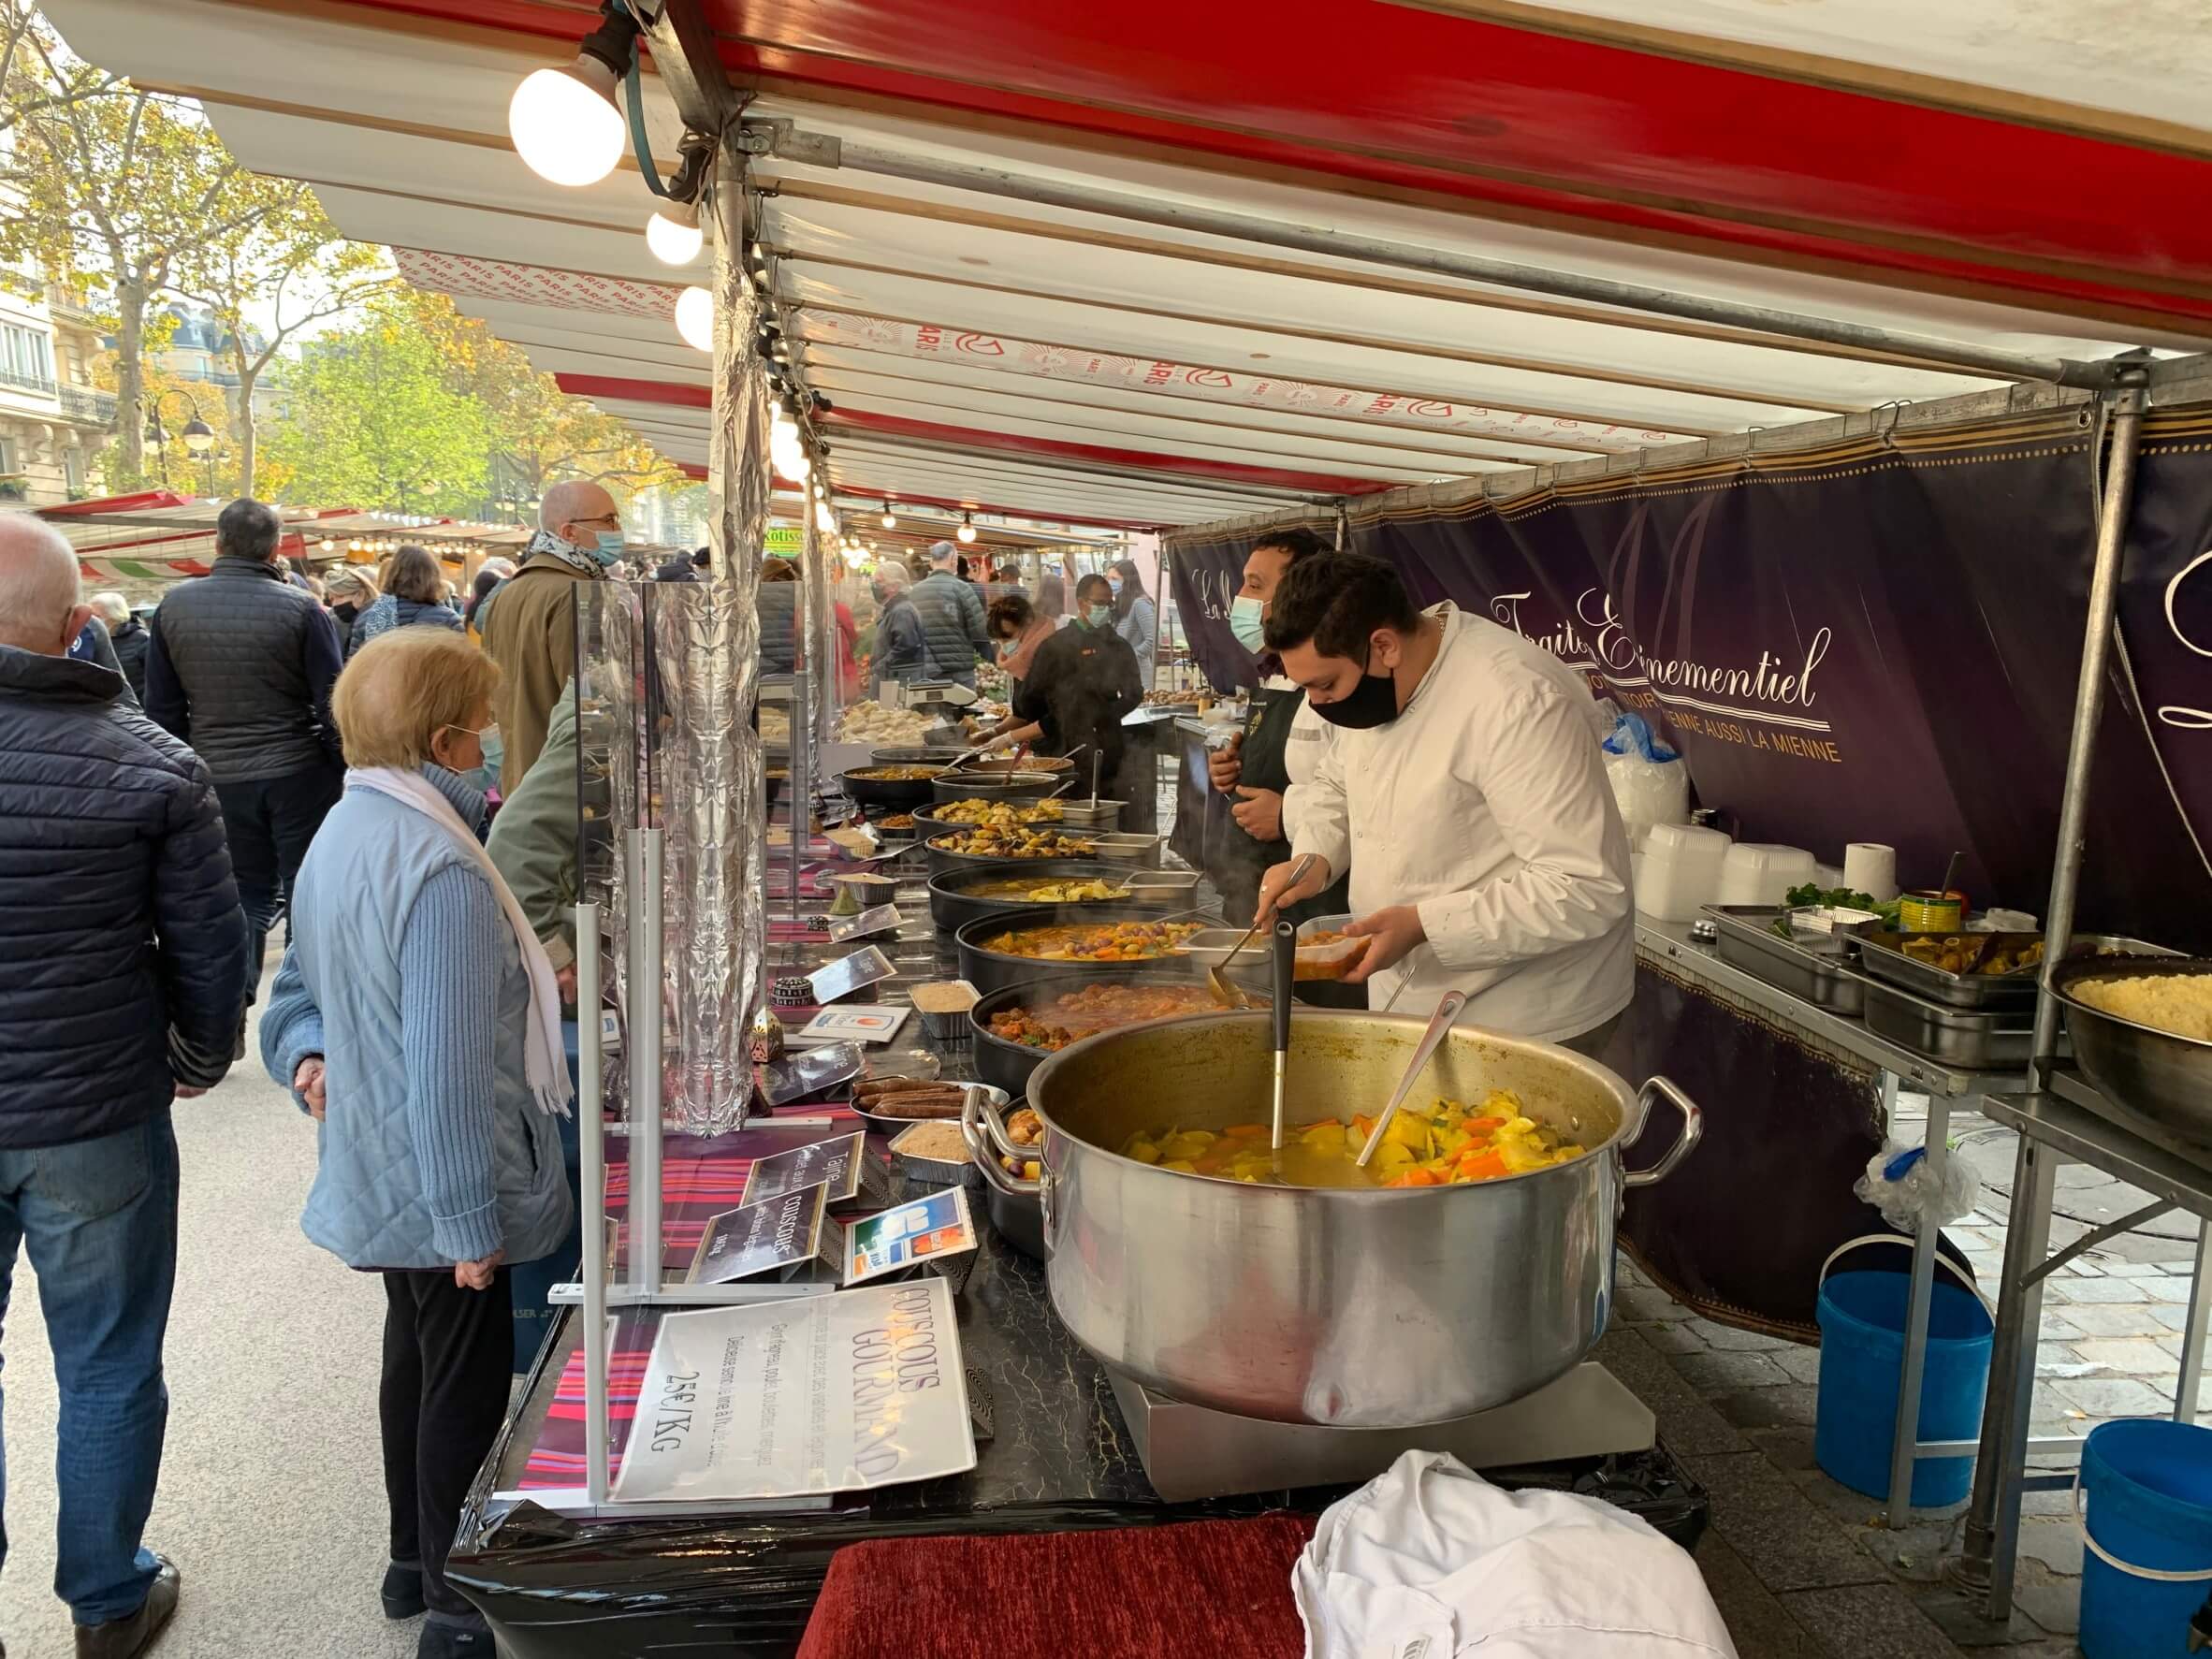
<box><xmin>1255</xmin><ymin>551</ymin><xmax>1631</xmax><ymax>1054</ymax></box>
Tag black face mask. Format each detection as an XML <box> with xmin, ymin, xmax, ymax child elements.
<box><xmin>1310</xmin><ymin>670</ymin><xmax>1399</xmax><ymax>730</ymax></box>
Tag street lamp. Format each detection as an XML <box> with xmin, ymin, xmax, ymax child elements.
<box><xmin>145</xmin><ymin>390</ymin><xmax>215</xmax><ymax>492</ymax></box>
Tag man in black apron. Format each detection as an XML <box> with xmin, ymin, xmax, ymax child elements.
<box><xmin>1207</xmin><ymin>531</ymin><xmax>1356</xmax><ymax>978</ymax></box>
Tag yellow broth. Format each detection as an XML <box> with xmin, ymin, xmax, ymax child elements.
<box><xmin>1118</xmin><ymin>1092</ymin><xmax>1584</xmax><ymax>1188</ymax></box>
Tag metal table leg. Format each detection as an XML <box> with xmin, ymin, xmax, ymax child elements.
<box><xmin>2176</xmin><ymin>1218</ymin><xmax>2212</xmax><ymax>1424</ymax></box>
<box><xmin>1961</xmin><ymin>1135</ymin><xmax>2059</xmax><ymax>1619</ymax></box>
<box><xmin>1886</xmin><ymin>1084</ymin><xmax>1951</xmax><ymax>1524</ymax></box>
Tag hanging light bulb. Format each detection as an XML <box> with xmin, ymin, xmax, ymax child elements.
<box><xmin>880</xmin><ymin>501</ymin><xmax>897</xmax><ymax>530</ymax></box>
<box><xmin>506</xmin><ymin>13</ymin><xmax>635</xmax><ymax>187</ymax></box>
<box><xmin>674</xmin><ymin>285</ymin><xmax>714</xmax><ymax>352</ymax></box>
<box><xmin>956</xmin><ymin>512</ymin><xmax>978</xmax><ymax>545</ymax></box>
<box><xmin>815</xmin><ymin>500</ymin><xmax>837</xmax><ymax>534</ymax></box>
<box><xmin>646</xmin><ymin>201</ymin><xmax>703</xmax><ymax>266</ymax></box>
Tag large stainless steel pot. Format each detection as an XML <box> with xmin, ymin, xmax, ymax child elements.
<box><xmin>1023</xmin><ymin>1010</ymin><xmax>1700</xmax><ymax>1427</ymax></box>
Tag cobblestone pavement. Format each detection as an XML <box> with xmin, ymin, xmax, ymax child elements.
<box><xmin>1626</xmin><ymin>1099</ymin><xmax>2207</xmax><ymax>1658</ymax></box>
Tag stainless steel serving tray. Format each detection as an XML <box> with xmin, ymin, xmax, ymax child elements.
<box><xmin>1859</xmin><ymin>977</ymin><xmax>2055</xmax><ymax>1070</ymax></box>
<box><xmin>1699</xmin><ymin>905</ymin><xmax>1869</xmax><ymax>1016</ymax></box>
<box><xmin>1860</xmin><ymin>931</ymin><xmax>2174</xmax><ymax>1010</ymax></box>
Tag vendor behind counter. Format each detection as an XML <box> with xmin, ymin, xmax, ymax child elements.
<box><xmin>996</xmin><ymin>575</ymin><xmax>1152</xmax><ymax>819</ymax></box>
<box><xmin>1204</xmin><ymin>530</ymin><xmax>1352</xmax><ymax>929</ymax></box>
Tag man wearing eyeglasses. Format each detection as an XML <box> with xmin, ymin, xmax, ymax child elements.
<box><xmin>478</xmin><ymin>481</ymin><xmax>628</xmax><ymax>792</ymax></box>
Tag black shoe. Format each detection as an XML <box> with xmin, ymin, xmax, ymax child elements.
<box><xmin>415</xmin><ymin>1618</ymin><xmax>495</xmax><ymax>1658</ymax></box>
<box><xmin>382</xmin><ymin>1562</ymin><xmax>426</xmax><ymax>1621</ymax></box>
<box><xmin>74</xmin><ymin>1555</ymin><xmax>180</xmax><ymax>1659</ymax></box>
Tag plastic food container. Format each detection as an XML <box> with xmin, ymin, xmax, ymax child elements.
<box><xmin>1715</xmin><ymin>843</ymin><xmax>1817</xmax><ymax>909</ymax></box>
<box><xmin>1636</xmin><ymin>822</ymin><xmax>1733</xmax><ymax>921</ymax></box>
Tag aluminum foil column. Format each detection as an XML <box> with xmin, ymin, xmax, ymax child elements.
<box><xmin>654</xmin><ymin>140</ymin><xmax>769</xmax><ymax>1134</ymax></box>
<box><xmin>803</xmin><ymin>497</ymin><xmax>837</xmax><ymax>751</ymax></box>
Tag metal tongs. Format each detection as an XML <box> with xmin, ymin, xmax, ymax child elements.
<box><xmin>1354</xmin><ymin>988</ymin><xmax>1470</xmax><ymax>1169</ymax></box>
<box><xmin>1204</xmin><ymin>851</ymin><xmax>1316</xmax><ymax>1009</ymax></box>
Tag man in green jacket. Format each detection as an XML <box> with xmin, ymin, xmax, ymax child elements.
<box><xmin>488</xmin><ymin>685</ymin><xmax>579</xmax><ymax>1000</ymax></box>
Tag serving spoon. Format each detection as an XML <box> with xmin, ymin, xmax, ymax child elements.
<box><xmin>1205</xmin><ymin>852</ymin><xmax>1316</xmax><ymax>1009</ymax></box>
<box><xmin>1354</xmin><ymin>988</ymin><xmax>1471</xmax><ymax>1170</ymax></box>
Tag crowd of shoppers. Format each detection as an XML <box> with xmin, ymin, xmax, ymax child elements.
<box><xmin>0</xmin><ymin>484</ymin><xmax>625</xmax><ymax>1659</ymax></box>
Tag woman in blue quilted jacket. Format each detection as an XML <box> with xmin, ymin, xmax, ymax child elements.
<box><xmin>260</xmin><ymin>628</ymin><xmax>571</xmax><ymax>1659</ymax></box>
<box><xmin>345</xmin><ymin>545</ymin><xmax>465</xmax><ymax>660</ymax></box>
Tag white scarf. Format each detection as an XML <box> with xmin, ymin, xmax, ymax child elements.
<box><xmin>349</xmin><ymin>767</ymin><xmax>573</xmax><ymax>1117</ymax></box>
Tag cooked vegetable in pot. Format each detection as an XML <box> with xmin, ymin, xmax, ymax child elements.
<box><xmin>986</xmin><ymin>982</ymin><xmax>1221</xmax><ymax>1050</ymax></box>
<box><xmin>932</xmin><ymin>827</ymin><xmax>1097</xmax><ymax>860</ymax></box>
<box><xmin>979</xmin><ymin>920</ymin><xmax>1204</xmax><ymax>961</ymax></box>
<box><xmin>1119</xmin><ymin>1093</ymin><xmax>1584</xmax><ymax>1188</ymax></box>
<box><xmin>934</xmin><ymin>798</ymin><xmax>1065</xmax><ymax>826</ymax></box>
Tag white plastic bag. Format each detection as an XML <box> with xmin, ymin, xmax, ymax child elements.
<box><xmin>1602</xmin><ymin>711</ymin><xmax>1690</xmax><ymax>847</ymax></box>
<box><xmin>1855</xmin><ymin>1141</ymin><xmax>1977</xmax><ymax>1232</ymax></box>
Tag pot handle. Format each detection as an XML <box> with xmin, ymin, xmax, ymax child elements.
<box><xmin>960</xmin><ymin>1087</ymin><xmax>1041</xmax><ymax>1200</ymax></box>
<box><xmin>1622</xmin><ymin>1076</ymin><xmax>1703</xmax><ymax>1188</ymax></box>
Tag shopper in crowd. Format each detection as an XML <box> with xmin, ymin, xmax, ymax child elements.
<box><xmin>347</xmin><ymin>546</ymin><xmax>466</xmax><ymax>660</ymax></box>
<box><xmin>987</xmin><ymin>591</ymin><xmax>1054</xmax><ymax>687</ymax></box>
<box><xmin>991</xmin><ymin>573</ymin><xmax>1145</xmax><ymax>798</ymax></box>
<box><xmin>145</xmin><ymin>497</ymin><xmax>346</xmax><ymax>982</ymax></box>
<box><xmin>92</xmin><ymin>591</ymin><xmax>153</xmax><ymax>704</ymax></box>
<box><xmin>907</xmin><ymin>540</ymin><xmax>992</xmax><ymax>687</ymax></box>
<box><xmin>1035</xmin><ymin>571</ymin><xmax>1068</xmax><ymax>628</ymax></box>
<box><xmin>1107</xmin><ymin>556</ymin><xmax>1157</xmax><ymax>684</ymax></box>
<box><xmin>869</xmin><ymin>563</ymin><xmax>925</xmax><ymax>697</ymax></box>
<box><xmin>757</xmin><ymin>556</ymin><xmax>800</xmax><ymax>674</ymax></box>
<box><xmin>0</xmin><ymin>517</ymin><xmax>251</xmax><ymax>1659</ymax></box>
<box><xmin>1258</xmin><ymin>550</ymin><xmax>1630</xmax><ymax>1054</ymax></box>
<box><xmin>460</xmin><ymin>558</ymin><xmax>513</xmax><ymax>637</ymax></box>
<box><xmin>479</xmin><ymin>480</ymin><xmax>626</xmax><ymax>792</ymax></box>
<box><xmin>486</xmin><ymin>678</ymin><xmax>580</xmax><ymax>1004</ymax></box>
<box><xmin>261</xmin><ymin>628</ymin><xmax>572</xmax><ymax>1659</ymax></box>
<box><xmin>327</xmin><ymin>567</ymin><xmax>381</xmax><ymax>658</ymax></box>
<box><xmin>654</xmin><ymin>547</ymin><xmax>707</xmax><ymax>583</ymax></box>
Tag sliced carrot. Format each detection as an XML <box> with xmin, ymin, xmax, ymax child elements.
<box><xmin>1458</xmin><ymin>1151</ymin><xmax>1509</xmax><ymax>1181</ymax></box>
<box><xmin>1222</xmin><ymin>1123</ymin><xmax>1268</xmax><ymax>1138</ymax></box>
<box><xmin>1464</xmin><ymin>1117</ymin><xmax>1506</xmax><ymax>1134</ymax></box>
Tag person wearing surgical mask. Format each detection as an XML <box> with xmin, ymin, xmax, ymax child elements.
<box><xmin>478</xmin><ymin>479</ymin><xmax>628</xmax><ymax>792</ymax></box>
<box><xmin>992</xmin><ymin>573</ymin><xmax>1146</xmax><ymax>808</ymax></box>
<box><xmin>1205</xmin><ymin>528</ymin><xmax>1352</xmax><ymax>932</ymax></box>
<box><xmin>1257</xmin><ymin>550</ymin><xmax>1631</xmax><ymax>1055</ymax></box>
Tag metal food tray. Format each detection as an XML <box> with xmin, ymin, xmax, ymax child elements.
<box><xmin>1859</xmin><ymin>931</ymin><xmax>2170</xmax><ymax>1010</ymax></box>
<box><xmin>1699</xmin><ymin>906</ymin><xmax>1870</xmax><ymax>1017</ymax></box>
<box><xmin>1859</xmin><ymin>977</ymin><xmax>2057</xmax><ymax>1070</ymax></box>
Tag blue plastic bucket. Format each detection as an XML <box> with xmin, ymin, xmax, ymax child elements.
<box><xmin>2077</xmin><ymin>1419</ymin><xmax>2212</xmax><ymax>1659</ymax></box>
<box><xmin>1813</xmin><ymin>1237</ymin><xmax>1993</xmax><ymax>1508</ymax></box>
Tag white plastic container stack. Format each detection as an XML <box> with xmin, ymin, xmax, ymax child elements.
<box><xmin>1716</xmin><ymin>843</ymin><xmax>1818</xmax><ymax>908</ymax></box>
<box><xmin>1635</xmin><ymin>822</ymin><xmax>1733</xmax><ymax>921</ymax></box>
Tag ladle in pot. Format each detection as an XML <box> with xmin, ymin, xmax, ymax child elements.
<box><xmin>1269</xmin><ymin>919</ymin><xmax>1296</xmax><ymax>1152</ymax></box>
<box><xmin>1353</xmin><ymin>987</ymin><xmax>1471</xmax><ymax>1170</ymax></box>
<box><xmin>1205</xmin><ymin>851</ymin><xmax>1316</xmax><ymax>1009</ymax></box>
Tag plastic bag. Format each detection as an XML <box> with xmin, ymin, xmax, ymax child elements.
<box><xmin>1855</xmin><ymin>1140</ymin><xmax>1978</xmax><ymax>1232</ymax></box>
<box><xmin>1602</xmin><ymin>711</ymin><xmax>1690</xmax><ymax>845</ymax></box>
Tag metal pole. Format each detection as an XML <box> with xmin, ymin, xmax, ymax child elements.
<box><xmin>574</xmin><ymin>899</ymin><xmax>609</xmax><ymax>1506</ymax></box>
<box><xmin>789</xmin><ymin>664</ymin><xmax>810</xmax><ymax>911</ymax></box>
<box><xmin>1959</xmin><ymin>1137</ymin><xmax>2059</xmax><ymax>1614</ymax></box>
<box><xmin>2177</xmin><ymin>1220</ymin><xmax>2212</xmax><ymax>1423</ymax></box>
<box><xmin>628</xmin><ymin>829</ymin><xmax>664</xmax><ymax>1294</ymax></box>
<box><xmin>1885</xmin><ymin>1085</ymin><xmax>1950</xmax><ymax>1524</ymax></box>
<box><xmin>795</xmin><ymin>135</ymin><xmax>2103</xmax><ymax>390</ymax></box>
<box><xmin>2027</xmin><ymin>365</ymin><xmax>2152</xmax><ymax>1090</ymax></box>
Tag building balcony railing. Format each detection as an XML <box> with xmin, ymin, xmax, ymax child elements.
<box><xmin>49</xmin><ymin>296</ymin><xmax>102</xmax><ymax>329</ymax></box>
<box><xmin>0</xmin><ymin>367</ymin><xmax>58</xmax><ymax>397</ymax></box>
<box><xmin>57</xmin><ymin>384</ymin><xmax>116</xmax><ymax>425</ymax></box>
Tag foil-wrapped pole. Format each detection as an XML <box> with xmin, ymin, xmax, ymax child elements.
<box><xmin>650</xmin><ymin>139</ymin><xmax>769</xmax><ymax>1135</ymax></box>
<box><xmin>803</xmin><ymin>492</ymin><xmax>837</xmax><ymax>752</ymax></box>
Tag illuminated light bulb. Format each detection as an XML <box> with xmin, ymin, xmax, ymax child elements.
<box><xmin>508</xmin><ymin>62</ymin><xmax>625</xmax><ymax>187</ymax></box>
<box><xmin>646</xmin><ymin>205</ymin><xmax>703</xmax><ymax>266</ymax></box>
<box><xmin>880</xmin><ymin>505</ymin><xmax>896</xmax><ymax>530</ymax></box>
<box><xmin>674</xmin><ymin>285</ymin><xmax>714</xmax><ymax>352</ymax></box>
<box><xmin>956</xmin><ymin>513</ymin><xmax>977</xmax><ymax>545</ymax></box>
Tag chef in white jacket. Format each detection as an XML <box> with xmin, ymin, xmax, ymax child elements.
<box><xmin>1257</xmin><ymin>549</ymin><xmax>1633</xmax><ymax>1052</ymax></box>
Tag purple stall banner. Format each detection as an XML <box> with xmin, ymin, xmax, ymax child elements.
<box><xmin>1169</xmin><ymin>407</ymin><xmax>2212</xmax><ymax>950</ymax></box>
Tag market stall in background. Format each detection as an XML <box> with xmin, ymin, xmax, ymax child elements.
<box><xmin>36</xmin><ymin>0</ymin><xmax>2212</xmax><ymax>1650</ymax></box>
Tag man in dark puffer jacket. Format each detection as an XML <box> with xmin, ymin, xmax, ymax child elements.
<box><xmin>144</xmin><ymin>497</ymin><xmax>344</xmax><ymax>981</ymax></box>
<box><xmin>0</xmin><ymin>517</ymin><xmax>251</xmax><ymax>1659</ymax></box>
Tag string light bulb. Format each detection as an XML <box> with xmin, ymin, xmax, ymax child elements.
<box><xmin>674</xmin><ymin>285</ymin><xmax>714</xmax><ymax>352</ymax></box>
<box><xmin>506</xmin><ymin>13</ymin><xmax>635</xmax><ymax>188</ymax></box>
<box><xmin>880</xmin><ymin>502</ymin><xmax>897</xmax><ymax>530</ymax></box>
<box><xmin>646</xmin><ymin>202</ymin><xmax>703</xmax><ymax>266</ymax></box>
<box><xmin>955</xmin><ymin>512</ymin><xmax>978</xmax><ymax>545</ymax></box>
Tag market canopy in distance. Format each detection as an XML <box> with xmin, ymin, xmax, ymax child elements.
<box><xmin>45</xmin><ymin>0</ymin><xmax>2212</xmax><ymax>531</ymax></box>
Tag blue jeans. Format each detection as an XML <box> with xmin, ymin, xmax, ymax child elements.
<box><xmin>0</xmin><ymin>1113</ymin><xmax>178</xmax><ymax>1625</ymax></box>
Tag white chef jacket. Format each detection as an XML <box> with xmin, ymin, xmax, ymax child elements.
<box><xmin>1282</xmin><ymin>602</ymin><xmax>1633</xmax><ymax>1043</ymax></box>
<box><xmin>1295</xmin><ymin>1450</ymin><xmax>1738</xmax><ymax>1659</ymax></box>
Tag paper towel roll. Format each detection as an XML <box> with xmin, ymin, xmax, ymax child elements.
<box><xmin>1843</xmin><ymin>843</ymin><xmax>1899</xmax><ymax>902</ymax></box>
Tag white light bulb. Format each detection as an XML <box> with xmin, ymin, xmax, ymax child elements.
<box><xmin>508</xmin><ymin>65</ymin><xmax>625</xmax><ymax>187</ymax></box>
<box><xmin>815</xmin><ymin>502</ymin><xmax>836</xmax><ymax>533</ymax></box>
<box><xmin>674</xmin><ymin>285</ymin><xmax>714</xmax><ymax>352</ymax></box>
<box><xmin>646</xmin><ymin>208</ymin><xmax>703</xmax><ymax>266</ymax></box>
<box><xmin>956</xmin><ymin>521</ymin><xmax>977</xmax><ymax>545</ymax></box>
<box><xmin>880</xmin><ymin>508</ymin><xmax>896</xmax><ymax>530</ymax></box>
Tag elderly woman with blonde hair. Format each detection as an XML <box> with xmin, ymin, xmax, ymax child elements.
<box><xmin>259</xmin><ymin>627</ymin><xmax>571</xmax><ymax>1659</ymax></box>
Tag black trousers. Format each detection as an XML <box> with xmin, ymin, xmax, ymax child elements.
<box><xmin>212</xmin><ymin>764</ymin><xmax>342</xmax><ymax>971</ymax></box>
<box><xmin>380</xmin><ymin>1269</ymin><xmax>513</xmax><ymax>1623</ymax></box>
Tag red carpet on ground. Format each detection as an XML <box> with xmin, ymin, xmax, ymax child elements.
<box><xmin>796</xmin><ymin>1514</ymin><xmax>1317</xmax><ymax>1659</ymax></box>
